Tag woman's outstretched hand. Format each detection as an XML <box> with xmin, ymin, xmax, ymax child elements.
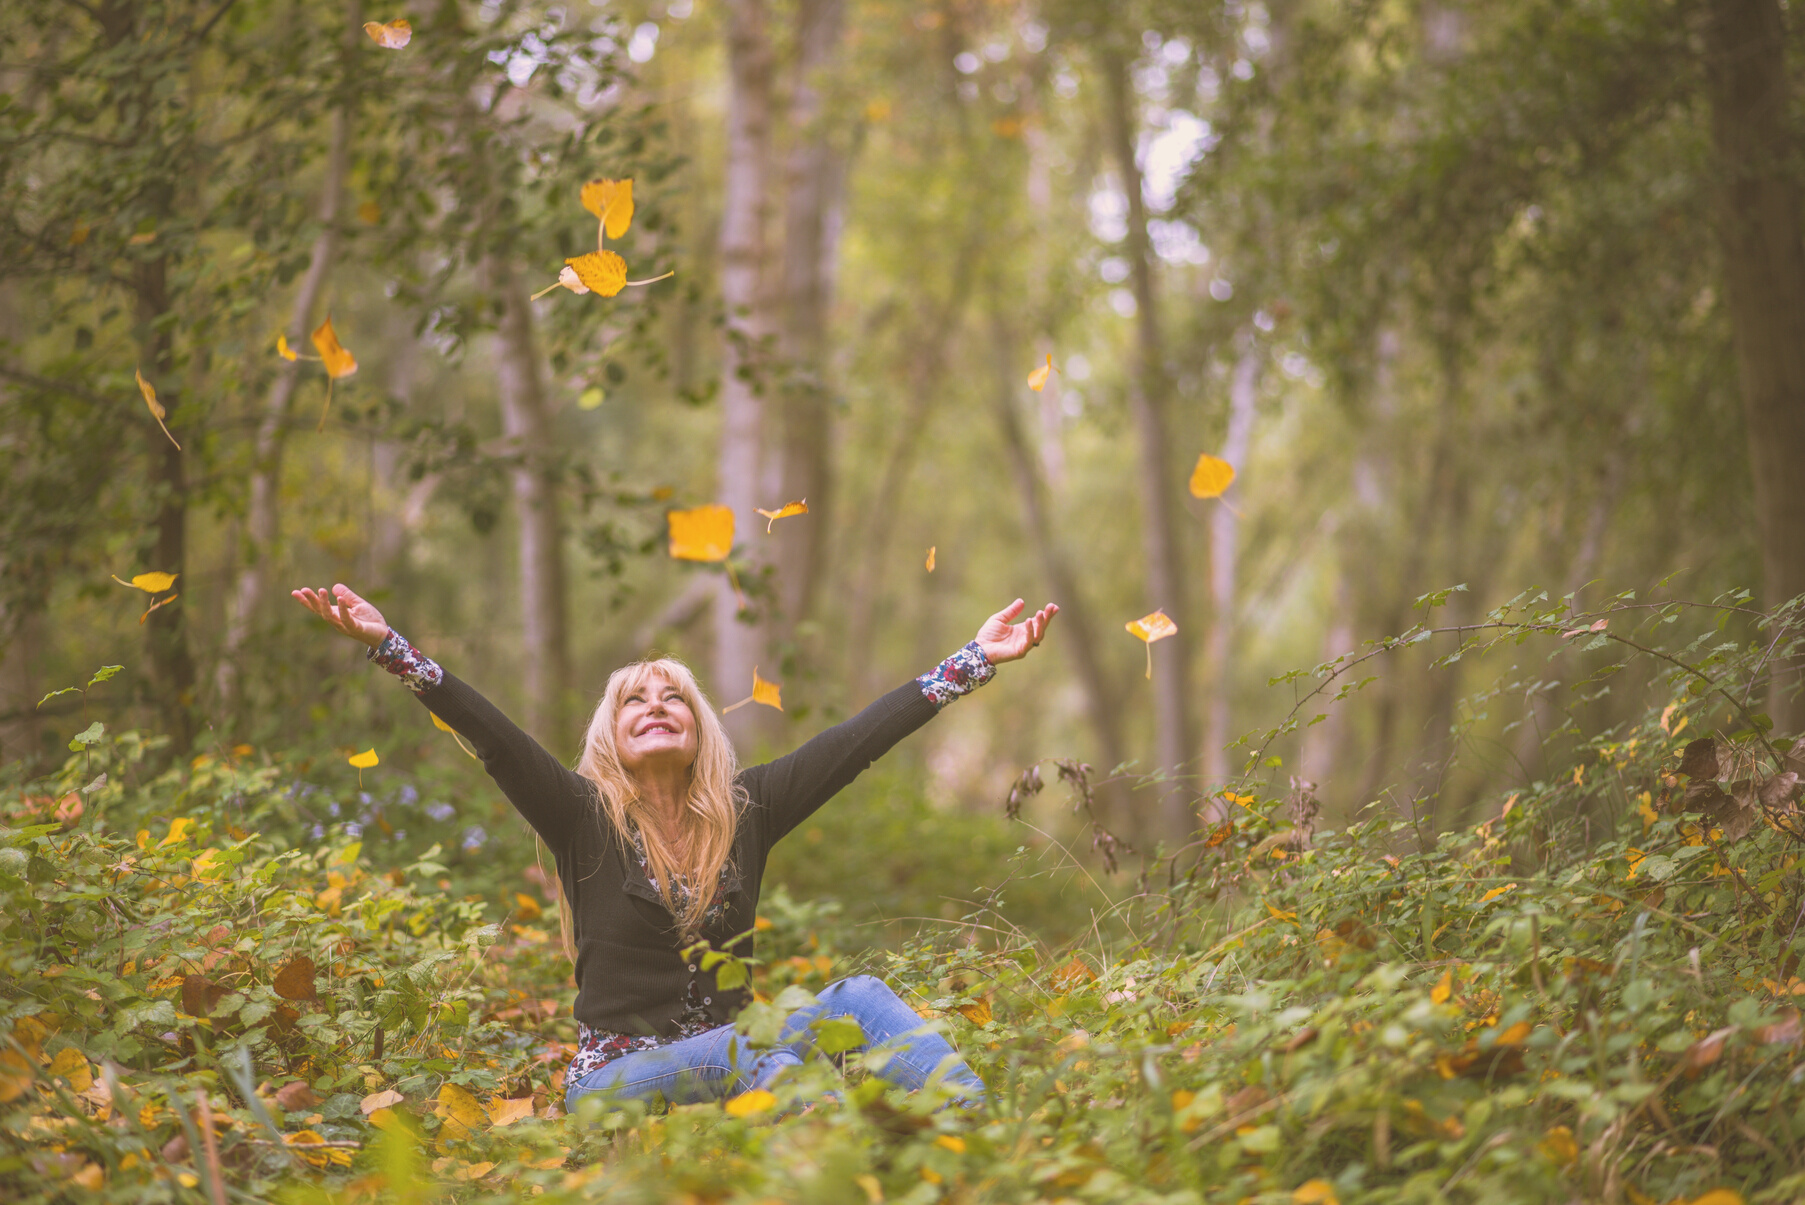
<box><xmin>973</xmin><ymin>599</ymin><xmax>1059</xmax><ymax>665</ymax></box>
<box><xmin>291</xmin><ymin>583</ymin><xmax>391</xmax><ymax>650</ymax></box>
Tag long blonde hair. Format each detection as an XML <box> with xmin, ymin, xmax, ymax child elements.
<box><xmin>561</xmin><ymin>658</ymin><xmax>743</xmax><ymax>949</ymax></box>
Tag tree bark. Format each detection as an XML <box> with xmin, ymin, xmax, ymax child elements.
<box><xmin>1705</xmin><ymin>0</ymin><xmax>1805</xmax><ymax>734</ymax></box>
<box><xmin>490</xmin><ymin>256</ymin><xmax>569</xmax><ymax>748</ymax></box>
<box><xmin>1202</xmin><ymin>338</ymin><xmax>1261</xmax><ymax>790</ymax></box>
<box><xmin>715</xmin><ymin>0</ymin><xmax>776</xmax><ymax>736</ymax></box>
<box><xmin>1100</xmin><ymin>47</ymin><xmax>1193</xmax><ymax>837</ymax></box>
<box><xmin>217</xmin><ymin>4</ymin><xmax>356</xmax><ymax>721</ymax></box>
<box><xmin>771</xmin><ymin>0</ymin><xmax>847</xmax><ymax>653</ymax></box>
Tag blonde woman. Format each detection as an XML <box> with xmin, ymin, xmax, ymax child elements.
<box><xmin>293</xmin><ymin>583</ymin><xmax>1057</xmax><ymax>1112</ymax></box>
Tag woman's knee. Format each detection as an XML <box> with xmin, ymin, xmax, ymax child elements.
<box><xmin>821</xmin><ymin>974</ymin><xmax>891</xmax><ymax>1007</ymax></box>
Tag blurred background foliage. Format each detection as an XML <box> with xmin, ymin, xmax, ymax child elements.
<box><xmin>2</xmin><ymin>0</ymin><xmax>1803</xmax><ymax>907</ymax></box>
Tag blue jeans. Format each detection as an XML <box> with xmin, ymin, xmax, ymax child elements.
<box><xmin>563</xmin><ymin>975</ymin><xmax>985</xmax><ymax>1112</ymax></box>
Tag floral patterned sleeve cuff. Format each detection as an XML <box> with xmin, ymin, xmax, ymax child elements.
<box><xmin>367</xmin><ymin>630</ymin><xmax>444</xmax><ymax>693</ymax></box>
<box><xmin>916</xmin><ymin>642</ymin><xmax>996</xmax><ymax>711</ymax></box>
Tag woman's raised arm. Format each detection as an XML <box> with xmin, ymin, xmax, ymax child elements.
<box><xmin>291</xmin><ymin>583</ymin><xmax>591</xmax><ymax>845</ymax></box>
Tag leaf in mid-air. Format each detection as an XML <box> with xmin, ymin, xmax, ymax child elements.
<box><xmin>751</xmin><ymin>667</ymin><xmax>783</xmax><ymax>711</ymax></box>
<box><xmin>667</xmin><ymin>505</ymin><xmax>735</xmax><ymax>562</ymax></box>
<box><xmin>363</xmin><ymin>18</ymin><xmax>411</xmax><ymax>48</ymax></box>
<box><xmin>1027</xmin><ymin>353</ymin><xmax>1058</xmax><ymax>392</ymax></box>
<box><xmin>565</xmin><ymin>250</ymin><xmax>628</xmax><ymax>297</ymax></box>
<box><xmin>311</xmin><ymin>316</ymin><xmax>357</xmax><ymax>379</ymax></box>
<box><xmin>724</xmin><ymin>1089</ymin><xmax>776</xmax><ymax>1118</ymax></box>
<box><xmin>277</xmin><ymin>334</ymin><xmax>298</xmax><ymax>361</ymax></box>
<box><xmin>348</xmin><ymin>749</ymin><xmax>379</xmax><ymax>769</ymax></box>
<box><xmin>1126</xmin><ymin>610</ymin><xmax>1178</xmax><ymax>679</ymax></box>
<box><xmin>135</xmin><ymin>369</ymin><xmax>181</xmax><ymax>450</ymax></box>
<box><xmin>113</xmin><ymin>572</ymin><xmax>178</xmax><ymax>594</ymax></box>
<box><xmin>1188</xmin><ymin>453</ymin><xmax>1236</xmax><ymax>499</ymax></box>
<box><xmin>580</xmin><ymin>177</ymin><xmax>635</xmax><ymax>241</ymax></box>
<box><xmin>925</xmin><ymin>546</ymin><xmax>936</xmax><ymax>572</ymax></box>
<box><xmin>754</xmin><ymin>499</ymin><xmax>808</xmax><ymax>532</ymax></box>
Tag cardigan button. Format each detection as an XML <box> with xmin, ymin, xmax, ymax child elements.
<box><xmin>703</xmin><ymin>997</ymin><xmax>712</xmax><ymax>1005</ymax></box>
<box><xmin>687</xmin><ymin>964</ymin><xmax>697</xmax><ymax>972</ymax></box>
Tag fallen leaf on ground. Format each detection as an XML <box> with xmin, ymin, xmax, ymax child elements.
<box><xmin>272</xmin><ymin>957</ymin><xmax>317</xmax><ymax>1001</ymax></box>
<box><xmin>724</xmin><ymin>1089</ymin><xmax>776</xmax><ymax>1118</ymax></box>
<box><xmin>925</xmin><ymin>546</ymin><xmax>936</xmax><ymax>572</ymax></box>
<box><xmin>360</xmin><ymin>1089</ymin><xmax>404</xmax><ymax>1115</ymax></box>
<box><xmin>487</xmin><ymin>1096</ymin><xmax>534</xmax><ymax>1127</ymax></box>
<box><xmin>436</xmin><ymin>1082</ymin><xmax>488</xmax><ymax>1139</ymax></box>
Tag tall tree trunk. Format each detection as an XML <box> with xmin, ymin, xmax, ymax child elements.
<box><xmin>986</xmin><ymin>305</ymin><xmax>1134</xmax><ymax>834</ymax></box>
<box><xmin>715</xmin><ymin>0</ymin><xmax>776</xmax><ymax>736</ymax></box>
<box><xmin>217</xmin><ymin>7</ymin><xmax>356</xmax><ymax>721</ymax></box>
<box><xmin>1100</xmin><ymin>48</ymin><xmax>1193</xmax><ymax>837</ymax></box>
<box><xmin>1705</xmin><ymin>0</ymin><xmax>1805</xmax><ymax>734</ymax></box>
<box><xmin>489</xmin><ymin>257</ymin><xmax>568</xmax><ymax>748</ymax></box>
<box><xmin>771</xmin><ymin>0</ymin><xmax>846</xmax><ymax>658</ymax></box>
<box><xmin>1202</xmin><ymin>338</ymin><xmax>1261</xmax><ymax>792</ymax></box>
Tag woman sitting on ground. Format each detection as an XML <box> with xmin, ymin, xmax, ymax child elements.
<box><xmin>293</xmin><ymin>583</ymin><xmax>1057</xmax><ymax>1113</ymax></box>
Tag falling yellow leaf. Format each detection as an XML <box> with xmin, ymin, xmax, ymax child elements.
<box><xmin>348</xmin><ymin>749</ymin><xmax>379</xmax><ymax>769</ymax></box>
<box><xmin>724</xmin><ymin>1089</ymin><xmax>777</xmax><ymax>1118</ymax></box>
<box><xmin>668</xmin><ymin>505</ymin><xmax>735</xmax><ymax>562</ymax></box>
<box><xmin>752</xmin><ymin>667</ymin><xmax>783</xmax><ymax>711</ymax></box>
<box><xmin>49</xmin><ymin>1048</ymin><xmax>93</xmax><ymax>1093</ymax></box>
<box><xmin>935</xmin><ymin>1134</ymin><xmax>966</xmax><ymax>1153</ymax></box>
<box><xmin>565</xmin><ymin>250</ymin><xmax>628</xmax><ymax>297</ymax></box>
<box><xmin>1126</xmin><ymin>609</ymin><xmax>1178</xmax><ymax>679</ymax></box>
<box><xmin>363</xmin><ymin>18</ymin><xmax>412</xmax><ymax>48</ymax></box>
<box><xmin>924</xmin><ymin>546</ymin><xmax>936</xmax><ymax>572</ymax></box>
<box><xmin>1686</xmin><ymin>1192</ymin><xmax>1746</xmax><ymax>1205</ymax></box>
<box><xmin>357</xmin><ymin>201</ymin><xmax>382</xmax><ymax>224</ymax></box>
<box><xmin>580</xmin><ymin>177</ymin><xmax>635</xmax><ymax>241</ymax></box>
<box><xmin>277</xmin><ymin>334</ymin><xmax>299</xmax><ymax>361</ymax></box>
<box><xmin>1027</xmin><ymin>353</ymin><xmax>1058</xmax><ymax>392</ymax></box>
<box><xmin>1477</xmin><ymin>883</ymin><xmax>1516</xmax><ymax>904</ymax></box>
<box><xmin>113</xmin><ymin>571</ymin><xmax>178</xmax><ymax>594</ymax></box>
<box><xmin>1265</xmin><ymin>903</ymin><xmax>1298</xmax><ymax>923</ymax></box>
<box><xmin>1189</xmin><ymin>453</ymin><xmax>1236</xmax><ymax>499</ymax></box>
<box><xmin>285</xmin><ymin>1130</ymin><xmax>350</xmax><ymax>1168</ymax></box>
<box><xmin>1431</xmin><ymin>970</ymin><xmax>1453</xmax><ymax>1004</ymax></box>
<box><xmin>1539</xmin><ymin>1125</ymin><xmax>1578</xmax><ymax>1166</ymax></box>
<box><xmin>311</xmin><ymin>316</ymin><xmax>357</xmax><ymax>379</ymax></box>
<box><xmin>1292</xmin><ymin>1181</ymin><xmax>1339</xmax><ymax>1205</ymax></box>
<box><xmin>755</xmin><ymin>499</ymin><xmax>809</xmax><ymax>533</ymax></box>
<box><xmin>429</xmin><ymin>711</ymin><xmax>480</xmax><ymax>760</ymax></box>
<box><xmin>135</xmin><ymin>368</ymin><xmax>181</xmax><ymax>450</ymax></box>
<box><xmin>159</xmin><ymin>817</ymin><xmax>197</xmax><ymax>847</ymax></box>
<box><xmin>435</xmin><ymin>1082</ymin><xmax>488</xmax><ymax>1140</ymax></box>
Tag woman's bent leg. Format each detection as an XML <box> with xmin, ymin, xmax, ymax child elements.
<box><xmin>564</xmin><ymin>1025</ymin><xmax>801</xmax><ymax>1113</ymax></box>
<box><xmin>780</xmin><ymin>976</ymin><xmax>985</xmax><ymax>1103</ymax></box>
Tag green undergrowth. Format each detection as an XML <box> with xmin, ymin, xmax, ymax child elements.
<box><xmin>5</xmin><ymin>593</ymin><xmax>1805</xmax><ymax>1204</ymax></box>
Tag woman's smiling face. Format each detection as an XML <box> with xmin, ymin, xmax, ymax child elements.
<box><xmin>614</xmin><ymin>670</ymin><xmax>698</xmax><ymax>775</ymax></box>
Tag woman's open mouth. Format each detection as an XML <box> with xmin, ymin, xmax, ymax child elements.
<box><xmin>638</xmin><ymin>721</ymin><xmax>680</xmax><ymax>736</ymax></box>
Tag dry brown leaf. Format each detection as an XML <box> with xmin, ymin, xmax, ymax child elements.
<box><xmin>924</xmin><ymin>546</ymin><xmax>936</xmax><ymax>572</ymax></box>
<box><xmin>1125</xmin><ymin>610</ymin><xmax>1178</xmax><ymax>679</ymax></box>
<box><xmin>272</xmin><ymin>956</ymin><xmax>317</xmax><ymax>1001</ymax></box>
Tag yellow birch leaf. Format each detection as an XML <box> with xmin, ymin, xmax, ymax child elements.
<box><xmin>1266</xmin><ymin>903</ymin><xmax>1298</xmax><ymax>923</ymax></box>
<box><xmin>1027</xmin><ymin>353</ymin><xmax>1057</xmax><ymax>392</ymax></box>
<box><xmin>1189</xmin><ymin>453</ymin><xmax>1236</xmax><ymax>498</ymax></box>
<box><xmin>751</xmin><ymin>667</ymin><xmax>783</xmax><ymax>711</ymax></box>
<box><xmin>311</xmin><ymin>316</ymin><xmax>358</xmax><ymax>379</ymax></box>
<box><xmin>1126</xmin><ymin>609</ymin><xmax>1178</xmax><ymax>679</ymax></box>
<box><xmin>925</xmin><ymin>546</ymin><xmax>936</xmax><ymax>572</ymax></box>
<box><xmin>564</xmin><ymin>250</ymin><xmax>628</xmax><ymax>297</ymax></box>
<box><xmin>71</xmin><ymin>1164</ymin><xmax>105</xmax><ymax>1191</ymax></box>
<box><xmin>487</xmin><ymin>1096</ymin><xmax>534</xmax><ymax>1127</ymax></box>
<box><xmin>1539</xmin><ymin>1125</ymin><xmax>1578</xmax><ymax>1166</ymax></box>
<box><xmin>754</xmin><ymin>499</ymin><xmax>809</xmax><ymax>532</ymax></box>
<box><xmin>668</xmin><ymin>505</ymin><xmax>734</xmax><ymax>561</ymax></box>
<box><xmin>113</xmin><ymin>571</ymin><xmax>178</xmax><ymax>594</ymax></box>
<box><xmin>159</xmin><ymin>817</ymin><xmax>196</xmax><ymax>847</ymax></box>
<box><xmin>284</xmin><ymin>1130</ymin><xmax>342</xmax><ymax>1169</ymax></box>
<box><xmin>454</xmin><ymin>1161</ymin><xmax>496</xmax><ymax>1181</ymax></box>
<box><xmin>135</xmin><ymin>368</ymin><xmax>181</xmax><ymax>450</ymax></box>
<box><xmin>724</xmin><ymin>1089</ymin><xmax>777</xmax><ymax>1118</ymax></box>
<box><xmin>1431</xmin><ymin>970</ymin><xmax>1453</xmax><ymax>1004</ymax></box>
<box><xmin>348</xmin><ymin>748</ymin><xmax>379</xmax><ymax>769</ymax></box>
<box><xmin>435</xmin><ymin>1082</ymin><xmax>488</xmax><ymax>1139</ymax></box>
<box><xmin>360</xmin><ymin>1089</ymin><xmax>404</xmax><ymax>1115</ymax></box>
<box><xmin>935</xmin><ymin>1135</ymin><xmax>966</xmax><ymax>1153</ymax></box>
<box><xmin>580</xmin><ymin>178</ymin><xmax>635</xmax><ymax>241</ymax></box>
<box><xmin>49</xmin><ymin>1048</ymin><xmax>93</xmax><ymax>1093</ymax></box>
<box><xmin>558</xmin><ymin>264</ymin><xmax>590</xmax><ymax>295</ymax></box>
<box><xmin>277</xmin><ymin>334</ymin><xmax>298</xmax><ymax>361</ymax></box>
<box><xmin>1496</xmin><ymin>1021</ymin><xmax>1532</xmax><ymax>1045</ymax></box>
<box><xmin>1292</xmin><ymin>1181</ymin><xmax>1339</xmax><ymax>1205</ymax></box>
<box><xmin>1687</xmin><ymin>1192</ymin><xmax>1746</xmax><ymax>1205</ymax></box>
<box><xmin>1478</xmin><ymin>883</ymin><xmax>1516</xmax><ymax>904</ymax></box>
<box><xmin>430</xmin><ymin>712</ymin><xmax>455</xmax><ymax>733</ymax></box>
<box><xmin>358</xmin><ymin>201</ymin><xmax>381</xmax><ymax>224</ymax></box>
<box><xmin>70</xmin><ymin>220</ymin><xmax>90</xmax><ymax>246</ymax></box>
<box><xmin>363</xmin><ymin>18</ymin><xmax>412</xmax><ymax>48</ymax></box>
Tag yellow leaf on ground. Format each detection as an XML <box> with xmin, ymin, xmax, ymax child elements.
<box><xmin>360</xmin><ymin>1089</ymin><xmax>404</xmax><ymax>1115</ymax></box>
<box><xmin>285</xmin><ymin>1130</ymin><xmax>350</xmax><ymax>1169</ymax></box>
<box><xmin>513</xmin><ymin>893</ymin><xmax>542</xmax><ymax>922</ymax></box>
<box><xmin>580</xmin><ymin>178</ymin><xmax>635</xmax><ymax>241</ymax></box>
<box><xmin>48</xmin><ymin>1048</ymin><xmax>93</xmax><ymax>1093</ymax></box>
<box><xmin>925</xmin><ymin>546</ymin><xmax>936</xmax><ymax>572</ymax></box>
<box><xmin>273</xmin><ymin>956</ymin><xmax>317</xmax><ymax>1001</ymax></box>
<box><xmin>363</xmin><ymin>18</ymin><xmax>412</xmax><ymax>48</ymax></box>
<box><xmin>436</xmin><ymin>1082</ymin><xmax>488</xmax><ymax>1139</ymax></box>
<box><xmin>1027</xmin><ymin>353</ymin><xmax>1057</xmax><ymax>392</ymax></box>
<box><xmin>454</xmin><ymin>1161</ymin><xmax>496</xmax><ymax>1181</ymax></box>
<box><xmin>668</xmin><ymin>505</ymin><xmax>734</xmax><ymax>562</ymax></box>
<box><xmin>71</xmin><ymin>1163</ymin><xmax>105</xmax><ymax>1191</ymax></box>
<box><xmin>724</xmin><ymin>1089</ymin><xmax>777</xmax><ymax>1118</ymax></box>
<box><xmin>1539</xmin><ymin>1124</ymin><xmax>1578</xmax><ymax>1166</ymax></box>
<box><xmin>311</xmin><ymin>316</ymin><xmax>357</xmax><ymax>379</ymax></box>
<box><xmin>1687</xmin><ymin>1192</ymin><xmax>1745</xmax><ymax>1205</ymax></box>
<box><xmin>1495</xmin><ymin>1021</ymin><xmax>1532</xmax><ymax>1045</ymax></box>
<box><xmin>1431</xmin><ymin>969</ymin><xmax>1453</xmax><ymax>1004</ymax></box>
<box><xmin>935</xmin><ymin>1134</ymin><xmax>965</xmax><ymax>1153</ymax></box>
<box><xmin>755</xmin><ymin>499</ymin><xmax>808</xmax><ymax>532</ymax></box>
<box><xmin>752</xmin><ymin>667</ymin><xmax>783</xmax><ymax>711</ymax></box>
<box><xmin>348</xmin><ymin>748</ymin><xmax>379</xmax><ymax>769</ymax></box>
<box><xmin>1292</xmin><ymin>1180</ymin><xmax>1339</xmax><ymax>1205</ymax></box>
<box><xmin>565</xmin><ymin>250</ymin><xmax>628</xmax><ymax>297</ymax></box>
<box><xmin>1266</xmin><ymin>903</ymin><xmax>1298</xmax><ymax>923</ymax></box>
<box><xmin>158</xmin><ymin>817</ymin><xmax>197</xmax><ymax>847</ymax></box>
<box><xmin>487</xmin><ymin>1096</ymin><xmax>534</xmax><ymax>1127</ymax></box>
<box><xmin>1478</xmin><ymin>883</ymin><xmax>1517</xmax><ymax>904</ymax></box>
<box><xmin>135</xmin><ymin>368</ymin><xmax>181</xmax><ymax>450</ymax></box>
<box><xmin>1189</xmin><ymin>453</ymin><xmax>1236</xmax><ymax>498</ymax></box>
<box><xmin>1126</xmin><ymin>610</ymin><xmax>1178</xmax><ymax>679</ymax></box>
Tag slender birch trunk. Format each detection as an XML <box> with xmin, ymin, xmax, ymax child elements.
<box><xmin>1100</xmin><ymin>47</ymin><xmax>1193</xmax><ymax>837</ymax></box>
<box><xmin>715</xmin><ymin>0</ymin><xmax>776</xmax><ymax>733</ymax></box>
<box><xmin>1202</xmin><ymin>339</ymin><xmax>1261</xmax><ymax>791</ymax></box>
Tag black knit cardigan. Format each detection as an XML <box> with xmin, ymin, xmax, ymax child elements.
<box><xmin>415</xmin><ymin>671</ymin><xmax>941</xmax><ymax>1035</ymax></box>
